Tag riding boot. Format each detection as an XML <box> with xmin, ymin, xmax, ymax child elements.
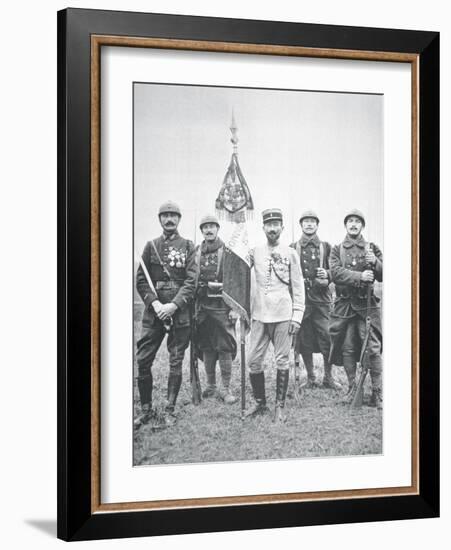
<box><xmin>218</xmin><ymin>353</ymin><xmax>237</xmax><ymax>404</ymax></box>
<box><xmin>164</xmin><ymin>372</ymin><xmax>182</xmax><ymax>426</ymax></box>
<box><xmin>246</xmin><ymin>372</ymin><xmax>269</xmax><ymax>417</ymax></box>
<box><xmin>274</xmin><ymin>369</ymin><xmax>289</xmax><ymax>423</ymax></box>
<box><xmin>134</xmin><ymin>373</ymin><xmax>153</xmax><ymax>430</ymax></box>
<box><xmin>322</xmin><ymin>360</ymin><xmax>342</xmax><ymax>391</ymax></box>
<box><xmin>202</xmin><ymin>350</ymin><xmax>217</xmax><ymax>398</ymax></box>
<box><xmin>302</xmin><ymin>352</ymin><xmax>319</xmax><ymax>388</ymax></box>
<box><xmin>369</xmin><ymin>355</ymin><xmax>383</xmax><ymax>410</ymax></box>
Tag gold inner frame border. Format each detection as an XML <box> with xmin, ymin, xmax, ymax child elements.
<box><xmin>90</xmin><ymin>34</ymin><xmax>420</xmax><ymax>514</ymax></box>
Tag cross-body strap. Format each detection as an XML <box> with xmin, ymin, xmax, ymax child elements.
<box><xmin>295</xmin><ymin>241</ymin><xmax>301</xmax><ymax>259</ymax></box>
<box><xmin>339</xmin><ymin>243</ymin><xmax>346</xmax><ymax>267</ymax></box>
<box><xmin>216</xmin><ymin>246</ymin><xmax>224</xmax><ymax>280</ymax></box>
<box><xmin>150</xmin><ymin>239</ymin><xmax>172</xmax><ymax>280</ymax></box>
<box><xmin>271</xmin><ymin>263</ymin><xmax>290</xmax><ymax>286</ymax></box>
<box><xmin>319</xmin><ymin>242</ymin><xmax>324</xmax><ymax>269</ymax></box>
<box><xmin>194</xmin><ymin>245</ymin><xmax>202</xmax><ymax>287</ymax></box>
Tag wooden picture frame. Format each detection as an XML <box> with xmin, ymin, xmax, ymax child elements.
<box><xmin>57</xmin><ymin>7</ymin><xmax>439</xmax><ymax>541</ymax></box>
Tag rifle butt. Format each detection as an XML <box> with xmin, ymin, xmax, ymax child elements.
<box><xmin>350</xmin><ymin>370</ymin><xmax>367</xmax><ymax>409</ymax></box>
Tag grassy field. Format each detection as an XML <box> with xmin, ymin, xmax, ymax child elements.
<box><xmin>133</xmin><ymin>304</ymin><xmax>382</xmax><ymax>466</ymax></box>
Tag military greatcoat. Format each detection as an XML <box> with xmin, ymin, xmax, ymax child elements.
<box><xmin>290</xmin><ymin>234</ymin><xmax>332</xmax><ymax>356</ymax></box>
<box><xmin>194</xmin><ymin>238</ymin><xmax>237</xmax><ymax>359</ymax></box>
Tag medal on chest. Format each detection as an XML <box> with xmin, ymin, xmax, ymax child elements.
<box><xmin>269</xmin><ymin>252</ymin><xmax>290</xmax><ymax>284</ymax></box>
<box><xmin>168</xmin><ymin>246</ymin><xmax>186</xmax><ymax>268</ymax></box>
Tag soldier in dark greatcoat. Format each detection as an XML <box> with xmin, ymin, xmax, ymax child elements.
<box><xmin>329</xmin><ymin>209</ymin><xmax>383</xmax><ymax>409</ymax></box>
<box><xmin>291</xmin><ymin>210</ymin><xmax>342</xmax><ymax>390</ymax></box>
<box><xmin>134</xmin><ymin>201</ymin><xmax>197</xmax><ymax>429</ymax></box>
<box><xmin>194</xmin><ymin>215</ymin><xmax>238</xmax><ymax>404</ymax></box>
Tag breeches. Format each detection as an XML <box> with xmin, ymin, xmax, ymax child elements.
<box><xmin>136</xmin><ymin>321</ymin><xmax>191</xmax><ymax>377</ymax></box>
<box><xmin>342</xmin><ymin>316</ymin><xmax>382</xmax><ymax>361</ymax></box>
<box><xmin>248</xmin><ymin>320</ymin><xmax>291</xmax><ymax>373</ymax></box>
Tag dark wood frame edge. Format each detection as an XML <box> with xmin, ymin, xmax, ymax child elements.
<box><xmin>57</xmin><ymin>8</ymin><xmax>439</xmax><ymax>541</ymax></box>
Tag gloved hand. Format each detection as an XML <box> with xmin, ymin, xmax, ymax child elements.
<box><xmin>158</xmin><ymin>302</ymin><xmax>178</xmax><ymax>320</ymax></box>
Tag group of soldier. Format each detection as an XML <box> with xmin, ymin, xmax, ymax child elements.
<box><xmin>134</xmin><ymin>201</ymin><xmax>383</xmax><ymax>431</ymax></box>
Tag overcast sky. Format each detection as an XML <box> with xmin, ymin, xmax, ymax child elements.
<box><xmin>134</xmin><ymin>82</ymin><xmax>383</xmax><ymax>251</ymax></box>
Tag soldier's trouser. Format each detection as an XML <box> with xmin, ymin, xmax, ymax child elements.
<box><xmin>248</xmin><ymin>321</ymin><xmax>291</xmax><ymax>374</ymax></box>
<box><xmin>342</xmin><ymin>317</ymin><xmax>382</xmax><ymax>389</ymax></box>
<box><xmin>136</xmin><ymin>321</ymin><xmax>191</xmax><ymax>404</ymax></box>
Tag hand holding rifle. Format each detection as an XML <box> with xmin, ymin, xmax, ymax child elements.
<box><xmin>316</xmin><ymin>267</ymin><xmax>328</xmax><ymax>279</ymax></box>
<box><xmin>361</xmin><ymin>270</ymin><xmax>374</xmax><ymax>283</ymax></box>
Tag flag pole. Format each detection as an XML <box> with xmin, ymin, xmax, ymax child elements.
<box><xmin>239</xmin><ymin>317</ymin><xmax>246</xmax><ymax>420</ymax></box>
<box><xmin>217</xmin><ymin>110</ymin><xmax>252</xmax><ymax>419</ymax></box>
<box><xmin>290</xmin><ymin>199</ymin><xmax>300</xmax><ymax>400</ymax></box>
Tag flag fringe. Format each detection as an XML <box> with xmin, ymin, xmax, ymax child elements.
<box><xmin>222</xmin><ymin>291</ymin><xmax>250</xmax><ymax>330</ymax></box>
<box><xmin>216</xmin><ymin>208</ymin><xmax>253</xmax><ymax>223</ymax></box>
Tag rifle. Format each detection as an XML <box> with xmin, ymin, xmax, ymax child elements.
<box><xmin>189</xmin><ymin>307</ymin><xmax>202</xmax><ymax>405</ymax></box>
<box><xmin>348</xmin><ymin>250</ymin><xmax>374</xmax><ymax>408</ymax></box>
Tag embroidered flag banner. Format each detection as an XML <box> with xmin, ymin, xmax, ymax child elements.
<box><xmin>215</xmin><ymin>113</ymin><xmax>253</xmax><ymax>325</ymax></box>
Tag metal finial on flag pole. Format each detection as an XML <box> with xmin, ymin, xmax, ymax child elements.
<box><xmin>216</xmin><ymin>111</ymin><xmax>253</xmax><ymax>223</ymax></box>
<box><xmin>230</xmin><ymin>109</ymin><xmax>238</xmax><ymax>154</ymax></box>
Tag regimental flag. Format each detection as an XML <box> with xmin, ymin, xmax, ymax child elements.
<box><xmin>215</xmin><ymin>153</ymin><xmax>254</xmax><ymax>222</ymax></box>
<box><xmin>216</xmin><ymin>113</ymin><xmax>253</xmax><ymax>325</ymax></box>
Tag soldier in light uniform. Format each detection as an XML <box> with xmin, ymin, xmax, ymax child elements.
<box><xmin>247</xmin><ymin>209</ymin><xmax>305</xmax><ymax>422</ymax></box>
<box><xmin>135</xmin><ymin>201</ymin><xmax>197</xmax><ymax>429</ymax></box>
<box><xmin>194</xmin><ymin>215</ymin><xmax>238</xmax><ymax>404</ymax></box>
<box><xmin>329</xmin><ymin>209</ymin><xmax>383</xmax><ymax>409</ymax></box>
<box><xmin>290</xmin><ymin>210</ymin><xmax>341</xmax><ymax>390</ymax></box>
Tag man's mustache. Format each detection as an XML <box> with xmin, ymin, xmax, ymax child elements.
<box><xmin>164</xmin><ymin>222</ymin><xmax>176</xmax><ymax>226</ymax></box>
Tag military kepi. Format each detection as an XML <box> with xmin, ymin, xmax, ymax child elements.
<box><xmin>262</xmin><ymin>208</ymin><xmax>283</xmax><ymax>224</ymax></box>
<box><xmin>344</xmin><ymin>208</ymin><xmax>365</xmax><ymax>227</ymax></box>
<box><xmin>299</xmin><ymin>209</ymin><xmax>320</xmax><ymax>224</ymax></box>
<box><xmin>158</xmin><ymin>201</ymin><xmax>181</xmax><ymax>217</ymax></box>
<box><xmin>199</xmin><ymin>214</ymin><xmax>220</xmax><ymax>229</ymax></box>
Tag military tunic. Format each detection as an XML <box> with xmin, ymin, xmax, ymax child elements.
<box><xmin>248</xmin><ymin>243</ymin><xmax>305</xmax><ymax>373</ymax></box>
<box><xmin>194</xmin><ymin>238</ymin><xmax>237</xmax><ymax>359</ymax></box>
<box><xmin>290</xmin><ymin>234</ymin><xmax>332</xmax><ymax>357</ymax></box>
<box><xmin>136</xmin><ymin>231</ymin><xmax>197</xmax><ymax>377</ymax></box>
<box><xmin>328</xmin><ymin>234</ymin><xmax>383</xmax><ymax>365</ymax></box>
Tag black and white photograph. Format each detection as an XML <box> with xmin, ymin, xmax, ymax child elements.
<box><xmin>0</xmin><ymin>0</ymin><xmax>444</xmax><ymax>546</ymax></box>
<box><xmin>133</xmin><ymin>82</ymin><xmax>383</xmax><ymax>466</ymax></box>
